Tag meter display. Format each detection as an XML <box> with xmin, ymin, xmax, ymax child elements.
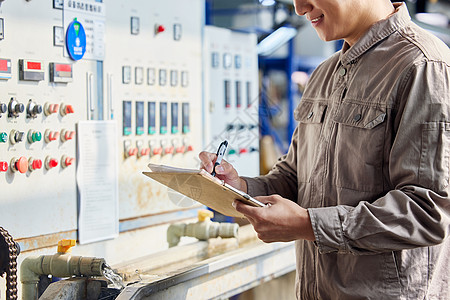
<box><xmin>136</xmin><ymin>101</ymin><xmax>144</xmax><ymax>135</ymax></box>
<box><xmin>148</xmin><ymin>101</ymin><xmax>156</xmax><ymax>134</ymax></box>
<box><xmin>182</xmin><ymin>103</ymin><xmax>190</xmax><ymax>134</ymax></box>
<box><xmin>123</xmin><ymin>101</ymin><xmax>132</xmax><ymax>136</ymax></box>
<box><xmin>171</xmin><ymin>102</ymin><xmax>179</xmax><ymax>134</ymax></box>
<box><xmin>160</xmin><ymin>102</ymin><xmax>168</xmax><ymax>134</ymax></box>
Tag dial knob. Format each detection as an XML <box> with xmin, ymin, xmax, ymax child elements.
<box><xmin>27</xmin><ymin>100</ymin><xmax>43</xmax><ymax>118</ymax></box>
<box><xmin>8</xmin><ymin>98</ymin><xmax>24</xmax><ymax>118</ymax></box>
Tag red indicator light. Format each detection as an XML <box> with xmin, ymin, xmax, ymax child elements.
<box><xmin>153</xmin><ymin>148</ymin><xmax>163</xmax><ymax>155</ymax></box>
<box><xmin>239</xmin><ymin>148</ymin><xmax>248</xmax><ymax>154</ymax></box>
<box><xmin>49</xmin><ymin>159</ymin><xmax>58</xmax><ymax>168</ymax></box>
<box><xmin>55</xmin><ymin>64</ymin><xmax>72</xmax><ymax>72</ymax></box>
<box><xmin>157</xmin><ymin>25</ymin><xmax>165</xmax><ymax>33</ymax></box>
<box><xmin>31</xmin><ymin>159</ymin><xmax>43</xmax><ymax>170</ymax></box>
<box><xmin>0</xmin><ymin>60</ymin><xmax>7</xmax><ymax>71</ymax></box>
<box><xmin>176</xmin><ymin>146</ymin><xmax>185</xmax><ymax>153</ymax></box>
<box><xmin>187</xmin><ymin>145</ymin><xmax>194</xmax><ymax>152</ymax></box>
<box><xmin>27</xmin><ymin>61</ymin><xmax>42</xmax><ymax>70</ymax></box>
<box><xmin>0</xmin><ymin>161</ymin><xmax>8</xmax><ymax>172</ymax></box>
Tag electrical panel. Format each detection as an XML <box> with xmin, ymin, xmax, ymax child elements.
<box><xmin>203</xmin><ymin>26</ymin><xmax>260</xmax><ymax>177</ymax></box>
<box><xmin>0</xmin><ymin>1</ymin><xmax>96</xmax><ymax>239</ymax></box>
<box><xmin>103</xmin><ymin>0</ymin><xmax>204</xmax><ymax>221</ymax></box>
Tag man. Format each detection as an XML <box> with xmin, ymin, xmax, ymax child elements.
<box><xmin>200</xmin><ymin>0</ymin><xmax>450</xmax><ymax>299</ymax></box>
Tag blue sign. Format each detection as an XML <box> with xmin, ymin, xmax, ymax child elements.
<box><xmin>66</xmin><ymin>18</ymin><xmax>86</xmax><ymax>61</ymax></box>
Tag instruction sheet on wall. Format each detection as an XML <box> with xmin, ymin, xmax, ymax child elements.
<box><xmin>77</xmin><ymin>121</ymin><xmax>119</xmax><ymax>244</ymax></box>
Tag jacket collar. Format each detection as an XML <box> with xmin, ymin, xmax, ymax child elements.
<box><xmin>340</xmin><ymin>2</ymin><xmax>411</xmax><ymax>65</ymax></box>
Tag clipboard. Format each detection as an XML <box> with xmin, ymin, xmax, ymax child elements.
<box><xmin>142</xmin><ymin>164</ymin><xmax>265</xmax><ymax>218</ymax></box>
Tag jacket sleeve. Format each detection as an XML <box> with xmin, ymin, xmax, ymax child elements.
<box><xmin>309</xmin><ymin>60</ymin><xmax>450</xmax><ymax>255</ymax></box>
<box><xmin>242</xmin><ymin>127</ymin><xmax>299</xmax><ymax>201</ymax></box>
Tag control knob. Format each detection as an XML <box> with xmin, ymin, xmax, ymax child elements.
<box><xmin>8</xmin><ymin>97</ymin><xmax>24</xmax><ymax>118</ymax></box>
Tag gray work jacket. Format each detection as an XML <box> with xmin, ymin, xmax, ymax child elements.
<box><xmin>244</xmin><ymin>3</ymin><xmax>450</xmax><ymax>299</ymax></box>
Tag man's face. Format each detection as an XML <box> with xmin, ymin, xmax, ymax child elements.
<box><xmin>293</xmin><ymin>0</ymin><xmax>365</xmax><ymax>44</ymax></box>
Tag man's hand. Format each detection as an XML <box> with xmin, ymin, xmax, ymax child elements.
<box><xmin>198</xmin><ymin>151</ymin><xmax>247</xmax><ymax>192</ymax></box>
<box><xmin>233</xmin><ymin>195</ymin><xmax>316</xmax><ymax>242</ymax></box>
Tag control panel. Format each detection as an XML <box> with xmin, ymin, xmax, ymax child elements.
<box><xmin>203</xmin><ymin>26</ymin><xmax>260</xmax><ymax>177</ymax></box>
<box><xmin>0</xmin><ymin>1</ymin><xmax>96</xmax><ymax>239</ymax></box>
<box><xmin>103</xmin><ymin>0</ymin><xmax>204</xmax><ymax>220</ymax></box>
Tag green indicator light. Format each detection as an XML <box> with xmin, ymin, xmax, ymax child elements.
<box><xmin>124</xmin><ymin>128</ymin><xmax>132</xmax><ymax>136</ymax></box>
<box><xmin>33</xmin><ymin>132</ymin><xmax>42</xmax><ymax>142</ymax></box>
<box><xmin>0</xmin><ymin>132</ymin><xmax>7</xmax><ymax>143</ymax></box>
<box><xmin>160</xmin><ymin>127</ymin><xmax>167</xmax><ymax>134</ymax></box>
<box><xmin>171</xmin><ymin>127</ymin><xmax>179</xmax><ymax>134</ymax></box>
<box><xmin>182</xmin><ymin>126</ymin><xmax>190</xmax><ymax>134</ymax></box>
<box><xmin>136</xmin><ymin>127</ymin><xmax>144</xmax><ymax>135</ymax></box>
<box><xmin>148</xmin><ymin>127</ymin><xmax>156</xmax><ymax>135</ymax></box>
<box><xmin>228</xmin><ymin>149</ymin><xmax>237</xmax><ymax>155</ymax></box>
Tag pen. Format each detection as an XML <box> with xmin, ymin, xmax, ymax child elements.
<box><xmin>211</xmin><ymin>140</ymin><xmax>228</xmax><ymax>177</ymax></box>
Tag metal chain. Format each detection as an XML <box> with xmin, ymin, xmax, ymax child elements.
<box><xmin>0</xmin><ymin>227</ymin><xmax>18</xmax><ymax>300</ymax></box>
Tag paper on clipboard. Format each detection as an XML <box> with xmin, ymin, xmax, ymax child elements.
<box><xmin>142</xmin><ymin>163</ymin><xmax>265</xmax><ymax>218</ymax></box>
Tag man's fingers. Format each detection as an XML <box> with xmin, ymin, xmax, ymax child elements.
<box><xmin>198</xmin><ymin>151</ymin><xmax>216</xmax><ymax>173</ymax></box>
<box><xmin>233</xmin><ymin>199</ymin><xmax>260</xmax><ymax>217</ymax></box>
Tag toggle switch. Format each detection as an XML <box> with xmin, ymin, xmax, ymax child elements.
<box><xmin>9</xmin><ymin>130</ymin><xmax>25</xmax><ymax>144</ymax></box>
<box><xmin>0</xmin><ymin>132</ymin><xmax>7</xmax><ymax>143</ymax></box>
<box><xmin>164</xmin><ymin>146</ymin><xmax>174</xmax><ymax>155</ymax></box>
<box><xmin>176</xmin><ymin>145</ymin><xmax>185</xmax><ymax>153</ymax></box>
<box><xmin>0</xmin><ymin>161</ymin><xmax>8</xmax><ymax>172</ymax></box>
<box><xmin>61</xmin><ymin>155</ymin><xmax>75</xmax><ymax>168</ymax></box>
<box><xmin>8</xmin><ymin>97</ymin><xmax>24</xmax><ymax>118</ymax></box>
<box><xmin>10</xmin><ymin>156</ymin><xmax>28</xmax><ymax>173</ymax></box>
<box><xmin>0</xmin><ymin>102</ymin><xmax>7</xmax><ymax>118</ymax></box>
<box><xmin>26</xmin><ymin>99</ymin><xmax>43</xmax><ymax>118</ymax></box>
<box><xmin>44</xmin><ymin>102</ymin><xmax>60</xmax><ymax>116</ymax></box>
<box><xmin>60</xmin><ymin>129</ymin><xmax>75</xmax><ymax>142</ymax></box>
<box><xmin>27</xmin><ymin>130</ymin><xmax>42</xmax><ymax>144</ymax></box>
<box><xmin>124</xmin><ymin>140</ymin><xmax>137</xmax><ymax>158</ymax></box>
<box><xmin>136</xmin><ymin>140</ymin><xmax>150</xmax><ymax>158</ymax></box>
<box><xmin>44</xmin><ymin>129</ymin><xmax>59</xmax><ymax>143</ymax></box>
<box><xmin>60</xmin><ymin>103</ymin><xmax>74</xmax><ymax>116</ymax></box>
<box><xmin>45</xmin><ymin>156</ymin><xmax>59</xmax><ymax>170</ymax></box>
<box><xmin>28</xmin><ymin>157</ymin><xmax>42</xmax><ymax>172</ymax></box>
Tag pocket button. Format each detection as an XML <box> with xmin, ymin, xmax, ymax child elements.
<box><xmin>353</xmin><ymin>113</ymin><xmax>362</xmax><ymax>122</ymax></box>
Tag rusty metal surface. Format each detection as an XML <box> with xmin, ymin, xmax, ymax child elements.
<box><xmin>115</xmin><ymin>242</ymin><xmax>296</xmax><ymax>300</ymax></box>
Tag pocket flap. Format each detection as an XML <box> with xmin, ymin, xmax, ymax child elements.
<box><xmin>334</xmin><ymin>102</ymin><xmax>386</xmax><ymax>129</ymax></box>
<box><xmin>294</xmin><ymin>101</ymin><xmax>327</xmax><ymax>124</ymax></box>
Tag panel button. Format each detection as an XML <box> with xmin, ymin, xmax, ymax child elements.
<box><xmin>44</xmin><ymin>129</ymin><xmax>59</xmax><ymax>143</ymax></box>
<box><xmin>60</xmin><ymin>103</ymin><xmax>74</xmax><ymax>116</ymax></box>
<box><xmin>0</xmin><ymin>161</ymin><xmax>8</xmax><ymax>172</ymax></box>
<box><xmin>0</xmin><ymin>132</ymin><xmax>7</xmax><ymax>143</ymax></box>
<box><xmin>27</xmin><ymin>130</ymin><xmax>42</xmax><ymax>144</ymax></box>
<box><xmin>11</xmin><ymin>156</ymin><xmax>28</xmax><ymax>173</ymax></box>
<box><xmin>28</xmin><ymin>157</ymin><xmax>43</xmax><ymax>172</ymax></box>
<box><xmin>45</xmin><ymin>156</ymin><xmax>59</xmax><ymax>170</ymax></box>
<box><xmin>61</xmin><ymin>155</ymin><xmax>75</xmax><ymax>168</ymax></box>
<box><xmin>60</xmin><ymin>129</ymin><xmax>75</xmax><ymax>142</ymax></box>
<box><xmin>0</xmin><ymin>102</ymin><xmax>7</xmax><ymax>117</ymax></box>
<box><xmin>9</xmin><ymin>130</ymin><xmax>25</xmax><ymax>144</ymax></box>
<box><xmin>44</xmin><ymin>102</ymin><xmax>60</xmax><ymax>116</ymax></box>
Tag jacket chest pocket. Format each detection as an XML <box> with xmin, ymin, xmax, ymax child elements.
<box><xmin>331</xmin><ymin>102</ymin><xmax>386</xmax><ymax>192</ymax></box>
<box><xmin>294</xmin><ymin>100</ymin><xmax>327</xmax><ymax>183</ymax></box>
